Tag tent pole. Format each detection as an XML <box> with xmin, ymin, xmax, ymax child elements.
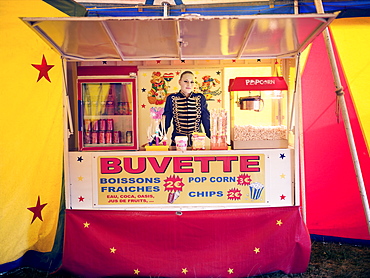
<box><xmin>62</xmin><ymin>58</ymin><xmax>72</xmax><ymax>209</ymax></box>
<box><xmin>296</xmin><ymin>57</ymin><xmax>307</xmax><ymax>223</ymax></box>
<box><xmin>314</xmin><ymin>0</ymin><xmax>370</xmax><ymax>234</ymax></box>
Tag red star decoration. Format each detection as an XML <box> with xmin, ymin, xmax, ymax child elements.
<box><xmin>32</xmin><ymin>55</ymin><xmax>54</xmax><ymax>82</ymax></box>
<box><xmin>78</xmin><ymin>196</ymin><xmax>85</xmax><ymax>202</ymax></box>
<box><xmin>27</xmin><ymin>196</ymin><xmax>48</xmax><ymax>224</ymax></box>
<box><xmin>280</xmin><ymin>194</ymin><xmax>286</xmax><ymax>200</ymax></box>
<box><xmin>176</xmin><ymin>71</ymin><xmax>181</xmax><ymax>75</ymax></box>
<box><xmin>217</xmin><ymin>99</ymin><xmax>222</xmax><ymax>103</ymax></box>
<box><xmin>156</xmin><ymin>60</ymin><xmax>161</xmax><ymax>64</ymax></box>
<box><xmin>232</xmin><ymin>59</ymin><xmax>236</xmax><ymax>63</ymax></box>
<box><xmin>141</xmin><ymin>104</ymin><xmax>146</xmax><ymax>108</ymax></box>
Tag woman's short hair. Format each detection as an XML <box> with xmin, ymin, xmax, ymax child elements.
<box><xmin>180</xmin><ymin>70</ymin><xmax>194</xmax><ymax>79</ymax></box>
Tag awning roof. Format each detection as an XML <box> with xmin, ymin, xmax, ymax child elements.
<box><xmin>22</xmin><ymin>14</ymin><xmax>336</xmax><ymax>61</ymax></box>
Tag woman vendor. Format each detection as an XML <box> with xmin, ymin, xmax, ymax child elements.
<box><xmin>163</xmin><ymin>71</ymin><xmax>211</xmax><ymax>146</ymax></box>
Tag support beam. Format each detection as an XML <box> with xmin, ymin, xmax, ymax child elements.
<box><xmin>237</xmin><ymin>20</ymin><xmax>256</xmax><ymax>59</ymax></box>
<box><xmin>175</xmin><ymin>20</ymin><xmax>183</xmax><ymax>60</ymax></box>
<box><xmin>101</xmin><ymin>21</ymin><xmax>126</xmax><ymax>61</ymax></box>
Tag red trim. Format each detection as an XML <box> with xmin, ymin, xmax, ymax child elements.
<box><xmin>77</xmin><ymin>66</ymin><xmax>138</xmax><ymax>76</ymax></box>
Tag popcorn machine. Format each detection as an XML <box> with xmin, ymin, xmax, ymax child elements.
<box><xmin>229</xmin><ymin>77</ymin><xmax>289</xmax><ymax>149</ymax></box>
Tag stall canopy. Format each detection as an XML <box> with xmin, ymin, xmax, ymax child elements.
<box><xmin>22</xmin><ymin>14</ymin><xmax>336</xmax><ymax>61</ymax></box>
<box><xmin>60</xmin><ymin>1</ymin><xmax>370</xmax><ymax>18</ymax></box>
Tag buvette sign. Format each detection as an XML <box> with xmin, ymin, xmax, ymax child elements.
<box><xmin>95</xmin><ymin>154</ymin><xmax>266</xmax><ymax>206</ymax></box>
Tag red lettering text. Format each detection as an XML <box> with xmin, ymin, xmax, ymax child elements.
<box><xmin>100</xmin><ymin>158</ymin><xmax>122</xmax><ymax>174</ymax></box>
<box><xmin>216</xmin><ymin>156</ymin><xmax>238</xmax><ymax>172</ymax></box>
<box><xmin>173</xmin><ymin>157</ymin><xmax>193</xmax><ymax>173</ymax></box>
<box><xmin>123</xmin><ymin>157</ymin><xmax>146</xmax><ymax>174</ymax></box>
<box><xmin>240</xmin><ymin>156</ymin><xmax>260</xmax><ymax>172</ymax></box>
<box><xmin>147</xmin><ymin>157</ymin><xmax>172</xmax><ymax>173</ymax></box>
<box><xmin>193</xmin><ymin>156</ymin><xmax>216</xmax><ymax>173</ymax></box>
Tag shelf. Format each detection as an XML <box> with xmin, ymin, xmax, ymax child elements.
<box><xmin>84</xmin><ymin>115</ymin><xmax>132</xmax><ymax>119</ymax></box>
<box><xmin>84</xmin><ymin>144</ymin><xmax>134</xmax><ymax>148</ymax></box>
<box><xmin>232</xmin><ymin>139</ymin><xmax>288</xmax><ymax>149</ymax></box>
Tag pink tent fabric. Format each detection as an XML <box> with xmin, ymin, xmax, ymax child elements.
<box><xmin>302</xmin><ymin>32</ymin><xmax>370</xmax><ymax>241</ymax></box>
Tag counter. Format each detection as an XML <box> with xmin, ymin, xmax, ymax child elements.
<box><xmin>68</xmin><ymin>148</ymin><xmax>294</xmax><ymax>210</ymax></box>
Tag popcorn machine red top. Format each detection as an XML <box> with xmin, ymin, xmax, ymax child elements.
<box><xmin>228</xmin><ymin>77</ymin><xmax>289</xmax><ymax>149</ymax></box>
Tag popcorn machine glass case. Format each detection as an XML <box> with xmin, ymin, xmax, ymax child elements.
<box><xmin>77</xmin><ymin>78</ymin><xmax>138</xmax><ymax>151</ymax></box>
<box><xmin>229</xmin><ymin>77</ymin><xmax>289</xmax><ymax>149</ymax></box>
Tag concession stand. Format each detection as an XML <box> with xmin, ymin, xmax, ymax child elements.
<box><xmin>22</xmin><ymin>13</ymin><xmax>336</xmax><ymax>277</ymax></box>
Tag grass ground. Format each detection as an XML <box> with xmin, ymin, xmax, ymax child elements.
<box><xmin>255</xmin><ymin>241</ymin><xmax>370</xmax><ymax>277</ymax></box>
<box><xmin>1</xmin><ymin>241</ymin><xmax>369</xmax><ymax>277</ymax></box>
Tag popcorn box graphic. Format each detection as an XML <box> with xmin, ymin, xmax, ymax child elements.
<box><xmin>249</xmin><ymin>182</ymin><xmax>264</xmax><ymax>200</ymax></box>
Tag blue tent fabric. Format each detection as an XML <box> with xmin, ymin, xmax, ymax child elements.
<box><xmin>146</xmin><ymin>0</ymin><xmax>184</xmax><ymax>4</ymax></box>
<box><xmin>82</xmin><ymin>1</ymin><xmax>370</xmax><ymax>18</ymax></box>
<box><xmin>310</xmin><ymin>234</ymin><xmax>370</xmax><ymax>246</ymax></box>
<box><xmin>168</xmin><ymin>5</ymin><xmax>294</xmax><ymax>16</ymax></box>
<box><xmin>299</xmin><ymin>1</ymin><xmax>370</xmax><ymax>17</ymax></box>
<box><xmin>42</xmin><ymin>0</ymin><xmax>87</xmax><ymax>16</ymax></box>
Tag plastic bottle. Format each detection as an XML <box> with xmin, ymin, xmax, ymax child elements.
<box><xmin>83</xmin><ymin>84</ymin><xmax>92</xmax><ymax>116</ymax></box>
<box><xmin>105</xmin><ymin>87</ymin><xmax>115</xmax><ymax>115</ymax></box>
